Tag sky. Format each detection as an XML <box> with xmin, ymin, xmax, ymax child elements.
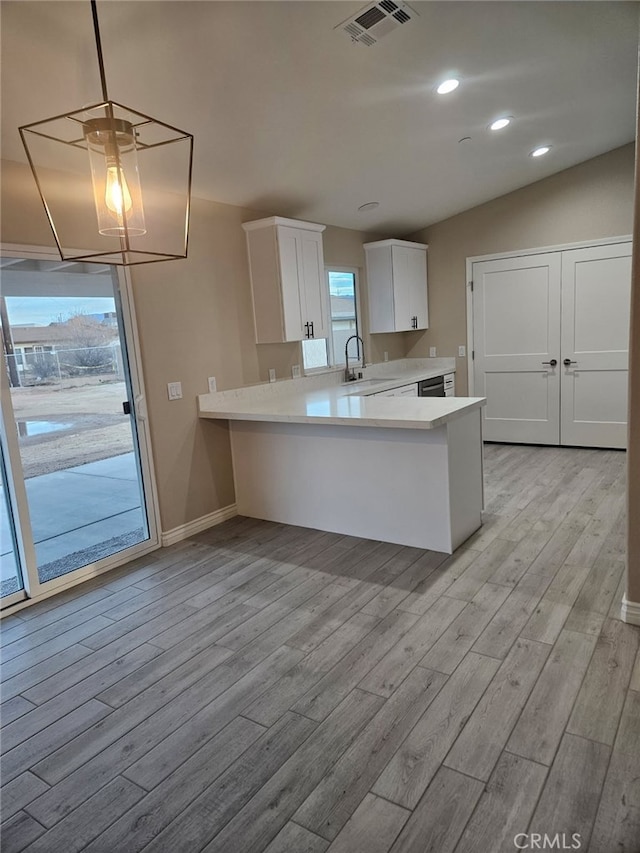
<box><xmin>5</xmin><ymin>297</ymin><xmax>116</xmax><ymax>327</ymax></box>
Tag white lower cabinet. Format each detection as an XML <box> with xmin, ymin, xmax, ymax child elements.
<box><xmin>444</xmin><ymin>373</ymin><xmax>455</xmax><ymax>397</ymax></box>
<box><xmin>372</xmin><ymin>383</ymin><xmax>418</xmax><ymax>397</ymax></box>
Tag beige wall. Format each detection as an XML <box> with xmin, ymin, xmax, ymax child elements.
<box><xmin>1</xmin><ymin>158</ymin><xmax>403</xmax><ymax>533</ymax></box>
<box><xmin>406</xmin><ymin>144</ymin><xmax>635</xmax><ymax>393</ymax></box>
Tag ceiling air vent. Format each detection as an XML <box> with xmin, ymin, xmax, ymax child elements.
<box><xmin>336</xmin><ymin>1</ymin><xmax>418</xmax><ymax>46</ymax></box>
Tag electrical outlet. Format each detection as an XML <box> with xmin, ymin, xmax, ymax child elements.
<box><xmin>429</xmin><ymin>346</ymin><xmax>437</xmax><ymax>358</ymax></box>
<box><xmin>268</xmin><ymin>368</ymin><xmax>276</xmax><ymax>383</ymax></box>
<box><xmin>207</xmin><ymin>376</ymin><xmax>217</xmax><ymax>393</ymax></box>
<box><xmin>292</xmin><ymin>364</ymin><xmax>301</xmax><ymax>379</ymax></box>
<box><xmin>458</xmin><ymin>345</ymin><xmax>466</xmax><ymax>358</ymax></box>
<box><xmin>167</xmin><ymin>381</ymin><xmax>182</xmax><ymax>400</ymax></box>
<box><xmin>383</xmin><ymin>351</ymin><xmax>388</xmax><ymax>362</ymax></box>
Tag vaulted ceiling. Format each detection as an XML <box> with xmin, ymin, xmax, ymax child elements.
<box><xmin>2</xmin><ymin>1</ymin><xmax>638</xmax><ymax>236</ymax></box>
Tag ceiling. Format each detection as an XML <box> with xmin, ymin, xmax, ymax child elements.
<box><xmin>1</xmin><ymin>1</ymin><xmax>638</xmax><ymax>236</ymax></box>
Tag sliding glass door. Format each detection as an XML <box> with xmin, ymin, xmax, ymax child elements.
<box><xmin>1</xmin><ymin>248</ymin><xmax>158</xmax><ymax>606</ymax></box>
<box><xmin>0</xmin><ymin>444</ymin><xmax>25</xmax><ymax>606</ymax></box>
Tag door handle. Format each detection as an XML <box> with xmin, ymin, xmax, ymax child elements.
<box><xmin>135</xmin><ymin>394</ymin><xmax>147</xmax><ymax>421</ymax></box>
<box><xmin>542</xmin><ymin>359</ymin><xmax>557</xmax><ymax>367</ymax></box>
<box><xmin>563</xmin><ymin>359</ymin><xmax>577</xmax><ymax>366</ymax></box>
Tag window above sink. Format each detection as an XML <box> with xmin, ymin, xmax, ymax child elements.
<box><xmin>303</xmin><ymin>268</ymin><xmax>361</xmax><ymax>373</ymax></box>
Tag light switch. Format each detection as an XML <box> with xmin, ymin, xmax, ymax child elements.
<box><xmin>207</xmin><ymin>376</ymin><xmax>217</xmax><ymax>393</ymax></box>
<box><xmin>268</xmin><ymin>368</ymin><xmax>276</xmax><ymax>383</ymax></box>
<box><xmin>167</xmin><ymin>381</ymin><xmax>182</xmax><ymax>400</ymax></box>
<box><xmin>429</xmin><ymin>347</ymin><xmax>437</xmax><ymax>358</ymax></box>
<box><xmin>292</xmin><ymin>364</ymin><xmax>301</xmax><ymax>379</ymax></box>
<box><xmin>458</xmin><ymin>345</ymin><xmax>466</xmax><ymax>357</ymax></box>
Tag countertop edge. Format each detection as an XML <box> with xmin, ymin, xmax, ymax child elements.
<box><xmin>199</xmin><ymin>397</ymin><xmax>485</xmax><ymax>430</ymax></box>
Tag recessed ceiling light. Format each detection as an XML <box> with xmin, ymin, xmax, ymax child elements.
<box><xmin>436</xmin><ymin>78</ymin><xmax>459</xmax><ymax>95</ymax></box>
<box><xmin>530</xmin><ymin>146</ymin><xmax>551</xmax><ymax>158</ymax></box>
<box><xmin>489</xmin><ymin>117</ymin><xmax>511</xmax><ymax>131</ymax></box>
<box><xmin>358</xmin><ymin>201</ymin><xmax>380</xmax><ymax>212</ymax></box>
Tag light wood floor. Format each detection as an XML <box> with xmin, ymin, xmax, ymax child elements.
<box><xmin>1</xmin><ymin>443</ymin><xmax>639</xmax><ymax>853</ymax></box>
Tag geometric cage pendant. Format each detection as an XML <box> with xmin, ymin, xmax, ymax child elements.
<box><xmin>20</xmin><ymin>99</ymin><xmax>194</xmax><ymax>266</ymax></box>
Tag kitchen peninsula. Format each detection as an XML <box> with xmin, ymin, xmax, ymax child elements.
<box><xmin>198</xmin><ymin>361</ymin><xmax>485</xmax><ymax>554</ymax></box>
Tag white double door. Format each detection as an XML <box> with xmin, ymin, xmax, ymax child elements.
<box><xmin>472</xmin><ymin>240</ymin><xmax>631</xmax><ymax>448</ymax></box>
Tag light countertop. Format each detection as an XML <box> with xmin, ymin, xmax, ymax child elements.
<box><xmin>198</xmin><ymin>358</ymin><xmax>485</xmax><ymax>431</ymax></box>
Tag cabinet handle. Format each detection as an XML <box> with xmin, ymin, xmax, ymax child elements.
<box><xmin>310</xmin><ymin>321</ymin><xmax>314</xmax><ymax>339</ymax></box>
<box><xmin>563</xmin><ymin>359</ymin><xmax>577</xmax><ymax>366</ymax></box>
<box><xmin>304</xmin><ymin>322</ymin><xmax>310</xmax><ymax>339</ymax></box>
<box><xmin>542</xmin><ymin>359</ymin><xmax>557</xmax><ymax>367</ymax></box>
<box><xmin>412</xmin><ymin>316</ymin><xmax>418</xmax><ymax>329</ymax></box>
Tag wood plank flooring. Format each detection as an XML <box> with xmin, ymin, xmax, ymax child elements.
<box><xmin>1</xmin><ymin>443</ymin><xmax>639</xmax><ymax>853</ymax></box>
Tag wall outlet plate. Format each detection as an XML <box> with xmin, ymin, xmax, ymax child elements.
<box><xmin>207</xmin><ymin>376</ymin><xmax>217</xmax><ymax>393</ymax></box>
<box><xmin>268</xmin><ymin>368</ymin><xmax>276</xmax><ymax>383</ymax></box>
<box><xmin>167</xmin><ymin>381</ymin><xmax>182</xmax><ymax>400</ymax></box>
<box><xmin>383</xmin><ymin>351</ymin><xmax>388</xmax><ymax>362</ymax></box>
<box><xmin>458</xmin><ymin>345</ymin><xmax>466</xmax><ymax>357</ymax></box>
<box><xmin>429</xmin><ymin>347</ymin><xmax>437</xmax><ymax>358</ymax></box>
<box><xmin>292</xmin><ymin>364</ymin><xmax>301</xmax><ymax>379</ymax></box>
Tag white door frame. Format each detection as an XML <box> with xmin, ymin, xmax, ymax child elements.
<box><xmin>466</xmin><ymin>234</ymin><xmax>633</xmax><ymax>396</ymax></box>
<box><xmin>0</xmin><ymin>242</ymin><xmax>161</xmax><ymax>612</ymax></box>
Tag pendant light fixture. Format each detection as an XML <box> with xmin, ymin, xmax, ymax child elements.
<box><xmin>19</xmin><ymin>1</ymin><xmax>193</xmax><ymax>266</ymax></box>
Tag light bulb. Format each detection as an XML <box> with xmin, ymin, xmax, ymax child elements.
<box><xmin>84</xmin><ymin>116</ymin><xmax>146</xmax><ymax>237</ymax></box>
<box><xmin>105</xmin><ymin>163</ymin><xmax>133</xmax><ymax>217</ymax></box>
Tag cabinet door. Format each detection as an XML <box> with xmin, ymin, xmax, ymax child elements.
<box><xmin>366</xmin><ymin>245</ymin><xmax>396</xmax><ymax>334</ymax></box>
<box><xmin>277</xmin><ymin>227</ymin><xmax>305</xmax><ymax>341</ymax></box>
<box><xmin>391</xmin><ymin>246</ymin><xmax>428</xmax><ymax>331</ymax></box>
<box><xmin>390</xmin><ymin>245</ymin><xmax>414</xmax><ymax>331</ymax></box>
<box><xmin>408</xmin><ymin>248</ymin><xmax>429</xmax><ymax>329</ymax></box>
<box><xmin>297</xmin><ymin>230</ymin><xmax>328</xmax><ymax>339</ymax></box>
<box><xmin>395</xmin><ymin>383</ymin><xmax>418</xmax><ymax>396</ymax></box>
<box><xmin>372</xmin><ymin>383</ymin><xmax>418</xmax><ymax>397</ymax></box>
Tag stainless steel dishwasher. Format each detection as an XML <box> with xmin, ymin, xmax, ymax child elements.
<box><xmin>418</xmin><ymin>375</ymin><xmax>445</xmax><ymax>396</ymax></box>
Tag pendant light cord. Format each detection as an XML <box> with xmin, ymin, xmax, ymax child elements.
<box><xmin>91</xmin><ymin>0</ymin><xmax>109</xmax><ymax>103</ymax></box>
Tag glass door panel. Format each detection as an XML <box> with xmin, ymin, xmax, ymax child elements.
<box><xmin>1</xmin><ymin>444</ymin><xmax>24</xmax><ymax>603</ymax></box>
<box><xmin>1</xmin><ymin>256</ymin><xmax>153</xmax><ymax>587</ymax></box>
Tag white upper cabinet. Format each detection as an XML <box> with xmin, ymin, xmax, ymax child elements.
<box><xmin>242</xmin><ymin>217</ymin><xmax>328</xmax><ymax>344</ymax></box>
<box><xmin>364</xmin><ymin>239</ymin><xmax>429</xmax><ymax>333</ymax></box>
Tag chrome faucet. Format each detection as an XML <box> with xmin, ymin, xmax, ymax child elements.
<box><xmin>344</xmin><ymin>334</ymin><xmax>366</xmax><ymax>381</ymax></box>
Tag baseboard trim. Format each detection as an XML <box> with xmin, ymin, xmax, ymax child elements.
<box><xmin>621</xmin><ymin>596</ymin><xmax>640</xmax><ymax>626</ymax></box>
<box><xmin>161</xmin><ymin>504</ymin><xmax>238</xmax><ymax>547</ymax></box>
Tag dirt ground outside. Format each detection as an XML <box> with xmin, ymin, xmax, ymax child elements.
<box><xmin>9</xmin><ymin>377</ymin><xmax>135</xmax><ymax>478</ymax></box>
